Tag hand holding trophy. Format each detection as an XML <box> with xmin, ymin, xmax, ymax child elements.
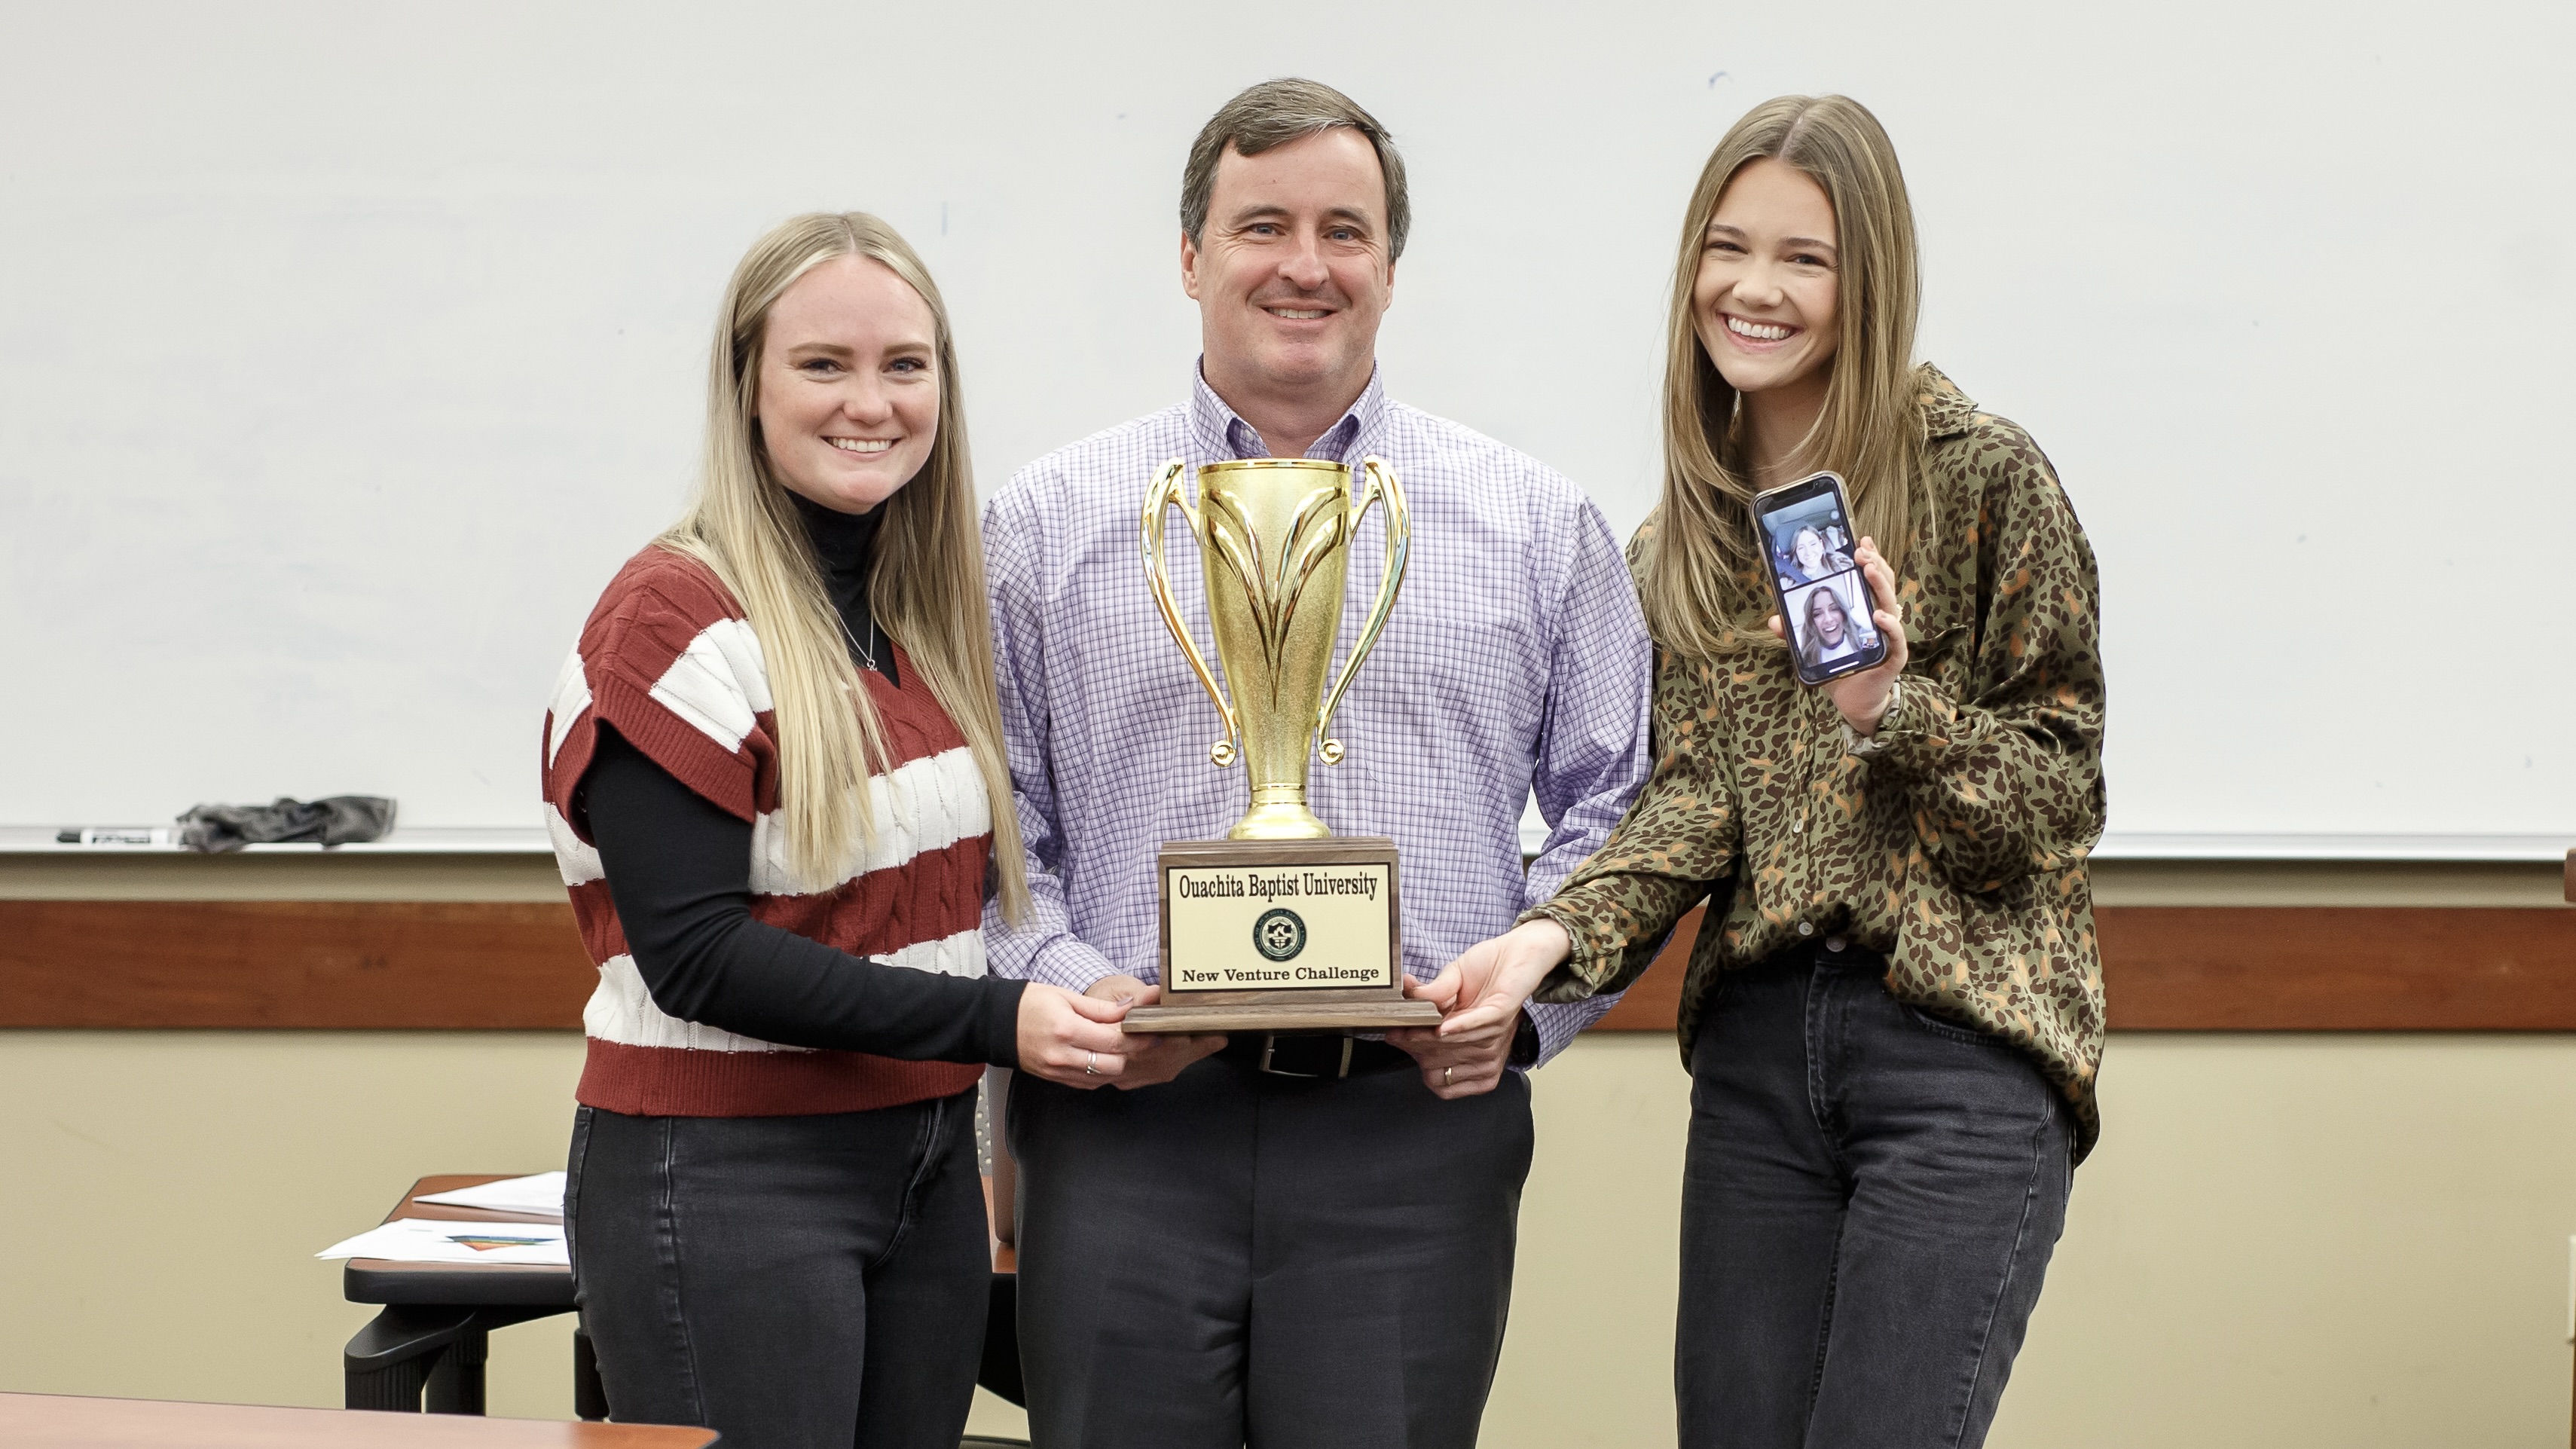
<box><xmin>1124</xmin><ymin>455</ymin><xmax>1441</xmax><ymax>1034</ymax></box>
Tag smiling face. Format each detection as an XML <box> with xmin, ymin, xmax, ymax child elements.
<box><xmin>1808</xmin><ymin>586</ymin><xmax>1848</xmax><ymax>646</ymax></box>
<box><xmin>753</xmin><ymin>255</ymin><xmax>939</xmax><ymax>515</ymax></box>
<box><xmin>1694</xmin><ymin>157</ymin><xmax>1841</xmax><ymax>405</ymax></box>
<box><xmin>1793</xmin><ymin>527</ymin><xmax>1828</xmax><ymax>573</ymax></box>
<box><xmin>1183</xmin><ymin>127</ymin><xmax>1395</xmax><ymax>416</ymax></box>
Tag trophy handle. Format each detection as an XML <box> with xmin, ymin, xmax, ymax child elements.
<box><xmin>1141</xmin><ymin>458</ymin><xmax>1242</xmax><ymax>768</ymax></box>
<box><xmin>1316</xmin><ymin>454</ymin><xmax>1410</xmax><ymax>766</ymax></box>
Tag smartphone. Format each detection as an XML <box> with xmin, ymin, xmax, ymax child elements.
<box><xmin>1750</xmin><ymin>470</ymin><xmax>1887</xmax><ymax>686</ymax></box>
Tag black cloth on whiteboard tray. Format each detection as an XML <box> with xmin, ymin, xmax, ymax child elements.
<box><xmin>579</xmin><ymin>726</ymin><xmax>1023</xmax><ymax>1067</ymax></box>
<box><xmin>175</xmin><ymin>795</ymin><xmax>396</xmax><ymax>852</ymax></box>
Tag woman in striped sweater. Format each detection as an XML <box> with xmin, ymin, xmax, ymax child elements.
<box><xmin>540</xmin><ymin>212</ymin><xmax>1150</xmax><ymax>1448</ymax></box>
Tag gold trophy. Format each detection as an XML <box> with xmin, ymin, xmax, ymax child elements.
<box><xmin>1123</xmin><ymin>456</ymin><xmax>1440</xmax><ymax>1034</ymax></box>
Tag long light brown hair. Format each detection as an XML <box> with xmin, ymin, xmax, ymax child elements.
<box><xmin>657</xmin><ymin>212</ymin><xmax>1028</xmax><ymax>919</ymax></box>
<box><xmin>1636</xmin><ymin>95</ymin><xmax>1926</xmax><ymax>659</ymax></box>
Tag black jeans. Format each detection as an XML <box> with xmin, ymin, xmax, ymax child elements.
<box><xmin>1677</xmin><ymin>940</ymin><xmax>2073</xmax><ymax>1449</ymax></box>
<box><xmin>1010</xmin><ymin>1039</ymin><xmax>1535</xmax><ymax>1449</ymax></box>
<box><xmin>566</xmin><ymin>1090</ymin><xmax>988</xmax><ymax>1449</ymax></box>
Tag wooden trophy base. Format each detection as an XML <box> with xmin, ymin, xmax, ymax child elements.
<box><xmin>1124</xmin><ymin>989</ymin><xmax>1441</xmax><ymax>1035</ymax></box>
<box><xmin>1126</xmin><ymin>836</ymin><xmax>1441</xmax><ymax>1036</ymax></box>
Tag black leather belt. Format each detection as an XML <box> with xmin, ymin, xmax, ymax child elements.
<box><xmin>1219</xmin><ymin>1033</ymin><xmax>1413</xmax><ymax>1080</ymax></box>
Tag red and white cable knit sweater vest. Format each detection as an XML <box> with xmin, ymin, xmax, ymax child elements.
<box><xmin>541</xmin><ymin>546</ymin><xmax>989</xmax><ymax>1117</ymax></box>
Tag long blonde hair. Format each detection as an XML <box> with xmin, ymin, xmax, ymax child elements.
<box><xmin>1637</xmin><ymin>95</ymin><xmax>1925</xmax><ymax>659</ymax></box>
<box><xmin>657</xmin><ymin>212</ymin><xmax>1028</xmax><ymax>920</ymax></box>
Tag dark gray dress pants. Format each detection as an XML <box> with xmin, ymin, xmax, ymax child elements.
<box><xmin>566</xmin><ymin>1088</ymin><xmax>989</xmax><ymax>1449</ymax></box>
<box><xmin>1677</xmin><ymin>940</ymin><xmax>2074</xmax><ymax>1449</ymax></box>
<box><xmin>1010</xmin><ymin>1043</ymin><xmax>1535</xmax><ymax>1449</ymax></box>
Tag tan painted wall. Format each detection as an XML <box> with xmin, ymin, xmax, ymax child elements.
<box><xmin>1510</xmin><ymin>1033</ymin><xmax>2576</xmax><ymax>1449</ymax></box>
<box><xmin>0</xmin><ymin>1032</ymin><xmax>593</xmax><ymax>1422</ymax></box>
<box><xmin>7</xmin><ymin>1028</ymin><xmax>2575</xmax><ymax>1446</ymax></box>
<box><xmin>5</xmin><ymin>854</ymin><xmax>2570</xmax><ymax>1443</ymax></box>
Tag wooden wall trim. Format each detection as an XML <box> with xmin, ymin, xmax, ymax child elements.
<box><xmin>2099</xmin><ymin>906</ymin><xmax>2576</xmax><ymax>1029</ymax></box>
<box><xmin>1</xmin><ymin>900</ymin><xmax>2570</xmax><ymax>1032</ymax></box>
<box><xmin>0</xmin><ymin>901</ymin><xmax>593</xmax><ymax>1029</ymax></box>
<box><xmin>1593</xmin><ymin>905</ymin><xmax>2576</xmax><ymax>1033</ymax></box>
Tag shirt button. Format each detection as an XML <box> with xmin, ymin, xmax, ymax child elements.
<box><xmin>1826</xmin><ymin>935</ymin><xmax>1847</xmax><ymax>952</ymax></box>
<box><xmin>1792</xmin><ymin>817</ymin><xmax>1805</xmax><ymax>833</ymax></box>
<box><xmin>1797</xmin><ymin>922</ymin><xmax>1814</xmax><ymax>937</ymax></box>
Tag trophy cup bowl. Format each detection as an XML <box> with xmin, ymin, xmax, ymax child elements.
<box><xmin>1126</xmin><ymin>455</ymin><xmax>1440</xmax><ymax>1035</ymax></box>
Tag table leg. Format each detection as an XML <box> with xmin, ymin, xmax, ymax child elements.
<box><xmin>977</xmin><ymin>1272</ymin><xmax>1023</xmax><ymax>1408</ymax></box>
<box><xmin>345</xmin><ymin>1341</ymin><xmax>434</xmax><ymax>1412</ymax></box>
<box><xmin>347</xmin><ymin>1306</ymin><xmax>466</xmax><ymax>1411</ymax></box>
<box><xmin>344</xmin><ymin>1304</ymin><xmax>561</xmax><ymax>1414</ymax></box>
<box><xmin>422</xmin><ymin>1328</ymin><xmax>488</xmax><ymax>1414</ymax></box>
<box><xmin>574</xmin><ymin>1327</ymin><xmax>609</xmax><ymax>1422</ymax></box>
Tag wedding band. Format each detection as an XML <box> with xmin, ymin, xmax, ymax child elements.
<box><xmin>1444</xmin><ymin>1065</ymin><xmax>1453</xmax><ymax>1087</ymax></box>
<box><xmin>1084</xmin><ymin>1050</ymin><xmax>1098</xmax><ymax>1076</ymax></box>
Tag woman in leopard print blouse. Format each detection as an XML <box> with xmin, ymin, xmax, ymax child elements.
<box><xmin>1419</xmin><ymin>95</ymin><xmax>2106</xmax><ymax>1449</ymax></box>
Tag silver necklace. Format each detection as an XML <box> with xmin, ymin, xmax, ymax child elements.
<box><xmin>834</xmin><ymin>608</ymin><xmax>882</xmax><ymax>674</ymax></box>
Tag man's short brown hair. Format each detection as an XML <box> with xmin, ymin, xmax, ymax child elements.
<box><xmin>1181</xmin><ymin>78</ymin><xmax>1410</xmax><ymax>261</ymax></box>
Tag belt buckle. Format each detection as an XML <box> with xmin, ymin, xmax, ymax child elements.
<box><xmin>1257</xmin><ymin>1033</ymin><xmax>1355</xmax><ymax>1080</ymax></box>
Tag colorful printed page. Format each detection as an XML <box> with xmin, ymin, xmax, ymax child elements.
<box><xmin>316</xmin><ymin>1216</ymin><xmax>568</xmax><ymax>1265</ymax></box>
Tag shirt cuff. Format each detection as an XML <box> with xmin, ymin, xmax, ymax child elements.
<box><xmin>1841</xmin><ymin>674</ymin><xmax>1960</xmax><ymax>772</ymax></box>
<box><xmin>1841</xmin><ymin>678</ymin><xmax>1904</xmax><ymax>757</ymax></box>
<box><xmin>1013</xmin><ymin>937</ymin><xmax>1124</xmax><ymax>996</ymax></box>
<box><xmin>1518</xmin><ymin>901</ymin><xmax>1616</xmax><ymax>998</ymax></box>
<box><xmin>1521</xmin><ymin>995</ymin><xmax>1612</xmax><ymax>1068</ymax></box>
<box><xmin>977</xmin><ymin>977</ymin><xmax>1031</xmax><ymax>1071</ymax></box>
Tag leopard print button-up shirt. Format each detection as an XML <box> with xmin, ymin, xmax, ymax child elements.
<box><xmin>1526</xmin><ymin>365</ymin><xmax>2108</xmax><ymax>1158</ymax></box>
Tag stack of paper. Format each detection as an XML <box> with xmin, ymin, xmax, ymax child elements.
<box><xmin>317</xmin><ymin>1218</ymin><xmax>568</xmax><ymax>1266</ymax></box>
<box><xmin>412</xmin><ymin>1171</ymin><xmax>565</xmax><ymax>1217</ymax></box>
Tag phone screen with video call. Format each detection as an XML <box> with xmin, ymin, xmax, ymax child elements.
<box><xmin>1750</xmin><ymin>471</ymin><xmax>1887</xmax><ymax>686</ymax></box>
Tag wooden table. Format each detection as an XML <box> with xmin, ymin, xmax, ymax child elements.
<box><xmin>344</xmin><ymin>1171</ymin><xmax>1026</xmax><ymax>1416</ymax></box>
<box><xmin>343</xmin><ymin>1175</ymin><xmax>586</xmax><ymax>1417</ymax></box>
<box><xmin>0</xmin><ymin>1392</ymin><xmax>714</xmax><ymax>1447</ymax></box>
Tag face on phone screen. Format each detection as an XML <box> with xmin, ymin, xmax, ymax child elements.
<box><xmin>1754</xmin><ymin>474</ymin><xmax>1883</xmax><ymax>683</ymax></box>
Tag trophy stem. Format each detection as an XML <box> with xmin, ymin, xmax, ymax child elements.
<box><xmin>1227</xmin><ymin>794</ymin><xmax>1331</xmax><ymax>841</ymax></box>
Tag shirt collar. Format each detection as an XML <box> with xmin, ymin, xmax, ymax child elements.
<box><xmin>1188</xmin><ymin>361</ymin><xmax>1388</xmax><ymax>464</ymax></box>
<box><xmin>1915</xmin><ymin>362</ymin><xmax>1978</xmax><ymax>441</ymax></box>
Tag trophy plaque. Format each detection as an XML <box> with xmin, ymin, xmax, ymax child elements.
<box><xmin>1124</xmin><ymin>454</ymin><xmax>1441</xmax><ymax>1035</ymax></box>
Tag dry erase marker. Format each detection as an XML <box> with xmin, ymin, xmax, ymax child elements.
<box><xmin>53</xmin><ymin>827</ymin><xmax>177</xmax><ymax>846</ymax></box>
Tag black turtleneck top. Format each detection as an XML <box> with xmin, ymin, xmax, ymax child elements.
<box><xmin>577</xmin><ymin>495</ymin><xmax>1026</xmax><ymax>1071</ymax></box>
<box><xmin>791</xmin><ymin>491</ymin><xmax>900</xmax><ymax>688</ymax></box>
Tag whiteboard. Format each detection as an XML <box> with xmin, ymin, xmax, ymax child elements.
<box><xmin>3</xmin><ymin>1</ymin><xmax>2569</xmax><ymax>845</ymax></box>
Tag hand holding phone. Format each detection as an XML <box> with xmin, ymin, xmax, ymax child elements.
<box><xmin>1750</xmin><ymin>471</ymin><xmax>1907</xmax><ymax>731</ymax></box>
<box><xmin>1751</xmin><ymin>472</ymin><xmax>1888</xmax><ymax>682</ymax></box>
<box><xmin>1769</xmin><ymin>536</ymin><xmax>1908</xmax><ymax>735</ymax></box>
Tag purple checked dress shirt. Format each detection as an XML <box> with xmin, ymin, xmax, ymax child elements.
<box><xmin>979</xmin><ymin>366</ymin><xmax>1655</xmax><ymax>1063</ymax></box>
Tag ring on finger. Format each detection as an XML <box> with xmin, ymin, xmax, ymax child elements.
<box><xmin>1443</xmin><ymin>1065</ymin><xmax>1453</xmax><ymax>1087</ymax></box>
<box><xmin>1084</xmin><ymin>1050</ymin><xmax>1098</xmax><ymax>1076</ymax></box>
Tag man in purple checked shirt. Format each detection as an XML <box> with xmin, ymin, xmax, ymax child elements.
<box><xmin>982</xmin><ymin>78</ymin><xmax>1654</xmax><ymax>1447</ymax></box>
